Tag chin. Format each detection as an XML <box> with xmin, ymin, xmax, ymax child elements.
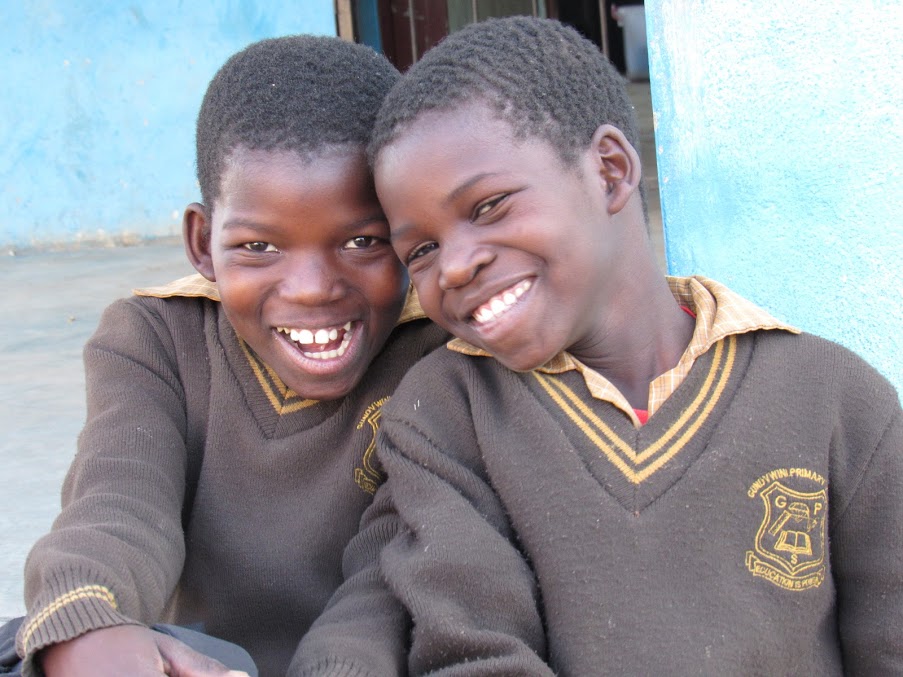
<box><xmin>294</xmin><ymin>386</ymin><xmax>352</xmax><ymax>401</ymax></box>
<box><xmin>494</xmin><ymin>352</ymin><xmax>550</xmax><ymax>373</ymax></box>
<box><xmin>288</xmin><ymin>373</ymin><xmax>361</xmax><ymax>401</ymax></box>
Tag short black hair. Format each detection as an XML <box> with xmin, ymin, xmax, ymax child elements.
<box><xmin>370</xmin><ymin>16</ymin><xmax>641</xmax><ymax>171</ymax></box>
<box><xmin>196</xmin><ymin>35</ymin><xmax>399</xmax><ymax>208</ymax></box>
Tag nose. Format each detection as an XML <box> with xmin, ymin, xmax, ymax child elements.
<box><xmin>279</xmin><ymin>252</ymin><xmax>346</xmax><ymax>305</ymax></box>
<box><xmin>437</xmin><ymin>229</ymin><xmax>495</xmax><ymax>291</ymax></box>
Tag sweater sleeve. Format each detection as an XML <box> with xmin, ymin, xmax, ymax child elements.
<box><xmin>15</xmin><ymin>298</ymin><xmax>192</xmax><ymax>671</ymax></box>
<box><xmin>832</xmin><ymin>402</ymin><xmax>903</xmax><ymax>673</ymax></box>
<box><xmin>289</xmin><ymin>483</ymin><xmax>410</xmax><ymax>677</ymax></box>
<box><xmin>291</xmin><ymin>356</ymin><xmax>552</xmax><ymax>676</ymax></box>
<box><xmin>375</xmin><ymin>414</ymin><xmax>554</xmax><ymax>677</ymax></box>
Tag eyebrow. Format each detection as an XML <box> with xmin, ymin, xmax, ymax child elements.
<box><xmin>220</xmin><ymin>218</ymin><xmax>272</xmax><ymax>232</ymax></box>
<box><xmin>445</xmin><ymin>172</ymin><xmax>499</xmax><ymax>206</ymax></box>
<box><xmin>221</xmin><ymin>214</ymin><xmax>388</xmax><ymax>233</ymax></box>
<box><xmin>337</xmin><ymin>213</ymin><xmax>390</xmax><ymax>232</ymax></box>
<box><xmin>390</xmin><ymin>172</ymin><xmax>501</xmax><ymax>241</ymax></box>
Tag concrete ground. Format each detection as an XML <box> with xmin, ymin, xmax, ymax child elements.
<box><xmin>0</xmin><ymin>240</ymin><xmax>193</xmax><ymax>621</ymax></box>
<box><xmin>0</xmin><ymin>83</ymin><xmax>661</xmax><ymax>622</ymax></box>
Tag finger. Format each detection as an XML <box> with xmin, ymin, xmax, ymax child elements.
<box><xmin>155</xmin><ymin>633</ymin><xmax>250</xmax><ymax>677</ymax></box>
<box><xmin>40</xmin><ymin>625</ymin><xmax>168</xmax><ymax>677</ymax></box>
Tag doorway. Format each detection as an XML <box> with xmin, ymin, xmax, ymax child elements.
<box><xmin>343</xmin><ymin>0</ymin><xmax>633</xmax><ymax>73</ymax></box>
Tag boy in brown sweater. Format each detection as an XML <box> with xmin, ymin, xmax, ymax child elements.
<box><xmin>2</xmin><ymin>36</ymin><xmax>445</xmax><ymax>677</ymax></box>
<box><xmin>294</xmin><ymin>17</ymin><xmax>903</xmax><ymax>676</ymax></box>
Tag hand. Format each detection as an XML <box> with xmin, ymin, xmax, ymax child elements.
<box><xmin>40</xmin><ymin>625</ymin><xmax>251</xmax><ymax>677</ymax></box>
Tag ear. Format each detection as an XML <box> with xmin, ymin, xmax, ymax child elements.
<box><xmin>183</xmin><ymin>203</ymin><xmax>216</xmax><ymax>281</ymax></box>
<box><xmin>589</xmin><ymin>124</ymin><xmax>642</xmax><ymax>215</ymax></box>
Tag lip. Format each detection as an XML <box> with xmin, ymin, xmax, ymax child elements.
<box><xmin>469</xmin><ymin>278</ymin><xmax>533</xmax><ymax>326</ymax></box>
<box><xmin>272</xmin><ymin>319</ymin><xmax>366</xmax><ymax>375</ymax></box>
<box><xmin>276</xmin><ymin>320</ymin><xmax>353</xmax><ymax>353</ymax></box>
<box><xmin>462</xmin><ymin>277</ymin><xmax>535</xmax><ymax>324</ymax></box>
<box><xmin>448</xmin><ymin>277</ymin><xmax>535</xmax><ymax>355</ymax></box>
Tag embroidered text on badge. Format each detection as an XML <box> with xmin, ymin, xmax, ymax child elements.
<box><xmin>745</xmin><ymin>468</ymin><xmax>827</xmax><ymax>591</ymax></box>
<box><xmin>354</xmin><ymin>396</ymin><xmax>390</xmax><ymax>494</ymax></box>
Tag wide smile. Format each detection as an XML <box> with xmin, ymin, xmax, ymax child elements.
<box><xmin>276</xmin><ymin>320</ymin><xmax>354</xmax><ymax>360</ymax></box>
<box><xmin>470</xmin><ymin>279</ymin><xmax>533</xmax><ymax>325</ymax></box>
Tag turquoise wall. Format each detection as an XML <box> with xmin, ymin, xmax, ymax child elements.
<box><xmin>647</xmin><ymin>1</ymin><xmax>902</xmax><ymax>396</ymax></box>
<box><xmin>1</xmin><ymin>1</ymin><xmax>335</xmax><ymax>249</ymax></box>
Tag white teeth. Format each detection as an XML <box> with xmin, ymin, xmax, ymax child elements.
<box><xmin>277</xmin><ymin>322</ymin><xmax>356</xmax><ymax>358</ymax></box>
<box><xmin>289</xmin><ymin>328</ymin><xmax>315</xmax><ymax>344</ymax></box>
<box><xmin>472</xmin><ymin>280</ymin><xmax>533</xmax><ymax>324</ymax></box>
<box><xmin>303</xmin><ymin>332</ymin><xmax>352</xmax><ymax>360</ymax></box>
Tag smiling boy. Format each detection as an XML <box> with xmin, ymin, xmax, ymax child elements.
<box><xmin>7</xmin><ymin>36</ymin><xmax>445</xmax><ymax>677</ymax></box>
<box><xmin>294</xmin><ymin>17</ymin><xmax>903</xmax><ymax>676</ymax></box>
<box><xmin>186</xmin><ymin>146</ymin><xmax>406</xmax><ymax>401</ymax></box>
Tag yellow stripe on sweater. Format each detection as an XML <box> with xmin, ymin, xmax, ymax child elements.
<box><xmin>21</xmin><ymin>584</ymin><xmax>118</xmax><ymax>652</ymax></box>
<box><xmin>535</xmin><ymin>372</ymin><xmax>641</xmax><ymax>482</ymax></box>
<box><xmin>546</xmin><ymin>337</ymin><xmax>730</xmax><ymax>465</ymax></box>
<box><xmin>239</xmin><ymin>339</ymin><xmax>319</xmax><ymax>414</ymax></box>
<box><xmin>533</xmin><ymin>336</ymin><xmax>736</xmax><ymax>484</ymax></box>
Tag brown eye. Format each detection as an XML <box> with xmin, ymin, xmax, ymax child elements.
<box><xmin>242</xmin><ymin>242</ymin><xmax>278</xmax><ymax>253</ymax></box>
<box><xmin>406</xmin><ymin>242</ymin><xmax>438</xmax><ymax>265</ymax></box>
<box><xmin>473</xmin><ymin>195</ymin><xmax>507</xmax><ymax>221</ymax></box>
<box><xmin>344</xmin><ymin>236</ymin><xmax>381</xmax><ymax>249</ymax></box>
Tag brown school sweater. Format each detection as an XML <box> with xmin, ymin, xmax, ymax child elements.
<box><xmin>294</xmin><ymin>329</ymin><xmax>903</xmax><ymax>676</ymax></box>
<box><xmin>16</xmin><ymin>290</ymin><xmax>447</xmax><ymax>677</ymax></box>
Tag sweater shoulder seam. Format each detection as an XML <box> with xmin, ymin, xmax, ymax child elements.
<box><xmin>834</xmin><ymin>405</ymin><xmax>901</xmax><ymax>524</ymax></box>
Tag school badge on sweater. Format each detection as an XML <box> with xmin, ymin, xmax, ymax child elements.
<box><xmin>354</xmin><ymin>396</ymin><xmax>390</xmax><ymax>494</ymax></box>
<box><xmin>745</xmin><ymin>468</ymin><xmax>827</xmax><ymax>591</ymax></box>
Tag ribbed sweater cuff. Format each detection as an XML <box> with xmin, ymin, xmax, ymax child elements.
<box><xmin>293</xmin><ymin>657</ymin><xmax>384</xmax><ymax>677</ymax></box>
<box><xmin>17</xmin><ymin>569</ymin><xmax>137</xmax><ymax>675</ymax></box>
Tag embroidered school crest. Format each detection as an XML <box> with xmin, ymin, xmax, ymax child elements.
<box><xmin>745</xmin><ymin>470</ymin><xmax>827</xmax><ymax>591</ymax></box>
<box><xmin>353</xmin><ymin>397</ymin><xmax>390</xmax><ymax>494</ymax></box>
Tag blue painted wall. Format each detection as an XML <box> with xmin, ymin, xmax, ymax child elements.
<box><xmin>647</xmin><ymin>1</ymin><xmax>902</xmax><ymax>396</ymax></box>
<box><xmin>1</xmin><ymin>1</ymin><xmax>335</xmax><ymax>249</ymax></box>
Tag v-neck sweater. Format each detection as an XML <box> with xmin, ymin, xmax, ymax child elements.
<box><xmin>17</xmin><ymin>294</ymin><xmax>447</xmax><ymax>677</ymax></box>
<box><xmin>294</xmin><ymin>328</ymin><xmax>902</xmax><ymax>675</ymax></box>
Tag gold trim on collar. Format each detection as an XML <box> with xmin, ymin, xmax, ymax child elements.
<box><xmin>446</xmin><ymin>276</ymin><xmax>798</xmax><ymax>421</ymax></box>
<box><xmin>239</xmin><ymin>339</ymin><xmax>320</xmax><ymax>414</ymax></box>
<box><xmin>533</xmin><ymin>335</ymin><xmax>737</xmax><ymax>485</ymax></box>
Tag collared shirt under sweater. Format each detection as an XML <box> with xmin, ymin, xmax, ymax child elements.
<box><xmin>294</xmin><ymin>276</ymin><xmax>903</xmax><ymax>676</ymax></box>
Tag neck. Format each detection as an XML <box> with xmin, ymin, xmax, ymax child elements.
<box><xmin>571</xmin><ymin>269</ymin><xmax>695</xmax><ymax>411</ymax></box>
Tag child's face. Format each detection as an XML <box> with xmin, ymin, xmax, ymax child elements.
<box><xmin>375</xmin><ymin>103</ymin><xmax>631</xmax><ymax>372</ymax></box>
<box><xmin>197</xmin><ymin>147</ymin><xmax>407</xmax><ymax>400</ymax></box>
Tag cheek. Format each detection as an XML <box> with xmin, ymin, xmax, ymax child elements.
<box><xmin>359</xmin><ymin>257</ymin><xmax>408</xmax><ymax>313</ymax></box>
<box><xmin>215</xmin><ymin>269</ymin><xmax>266</xmax><ymax>320</ymax></box>
<box><xmin>409</xmin><ymin>274</ymin><xmax>443</xmax><ymax>320</ymax></box>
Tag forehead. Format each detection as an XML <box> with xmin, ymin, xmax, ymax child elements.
<box><xmin>375</xmin><ymin>103</ymin><xmax>560</xmax><ymax>190</ymax></box>
<box><xmin>216</xmin><ymin>146</ymin><xmax>374</xmax><ymax>208</ymax></box>
<box><xmin>384</xmin><ymin>102</ymin><xmax>511</xmax><ymax>155</ymax></box>
<box><xmin>220</xmin><ymin>145</ymin><xmax>368</xmax><ymax>192</ymax></box>
<box><xmin>212</xmin><ymin>146</ymin><xmax>380</xmax><ymax>231</ymax></box>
